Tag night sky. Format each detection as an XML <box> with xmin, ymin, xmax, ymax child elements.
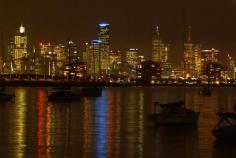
<box><xmin>0</xmin><ymin>0</ymin><xmax>236</xmax><ymax>64</ymax></box>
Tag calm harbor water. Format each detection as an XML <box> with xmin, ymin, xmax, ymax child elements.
<box><xmin>0</xmin><ymin>86</ymin><xmax>236</xmax><ymax>158</ymax></box>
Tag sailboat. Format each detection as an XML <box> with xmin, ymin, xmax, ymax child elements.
<box><xmin>148</xmin><ymin>24</ymin><xmax>199</xmax><ymax>125</ymax></box>
<box><xmin>0</xmin><ymin>87</ymin><xmax>15</xmax><ymax>101</ymax></box>
<box><xmin>47</xmin><ymin>39</ymin><xmax>80</xmax><ymax>101</ymax></box>
<box><xmin>212</xmin><ymin>112</ymin><xmax>236</xmax><ymax>142</ymax></box>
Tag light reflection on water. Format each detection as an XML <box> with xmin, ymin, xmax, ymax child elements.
<box><xmin>0</xmin><ymin>87</ymin><xmax>236</xmax><ymax>157</ymax></box>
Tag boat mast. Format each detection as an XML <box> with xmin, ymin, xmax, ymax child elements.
<box><xmin>68</xmin><ymin>38</ymin><xmax>72</xmax><ymax>89</ymax></box>
<box><xmin>1</xmin><ymin>32</ymin><xmax>4</xmax><ymax>74</ymax></box>
<box><xmin>182</xmin><ymin>8</ymin><xmax>186</xmax><ymax>108</ymax></box>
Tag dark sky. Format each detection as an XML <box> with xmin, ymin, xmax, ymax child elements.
<box><xmin>0</xmin><ymin>0</ymin><xmax>236</xmax><ymax>64</ymax></box>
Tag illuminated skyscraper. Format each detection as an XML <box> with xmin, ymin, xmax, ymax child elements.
<box><xmin>194</xmin><ymin>44</ymin><xmax>202</xmax><ymax>77</ymax></box>
<box><xmin>126</xmin><ymin>48</ymin><xmax>139</xmax><ymax>68</ymax></box>
<box><xmin>98</xmin><ymin>22</ymin><xmax>110</xmax><ymax>73</ymax></box>
<box><xmin>201</xmin><ymin>48</ymin><xmax>220</xmax><ymax>81</ymax></box>
<box><xmin>183</xmin><ymin>26</ymin><xmax>195</xmax><ymax>78</ymax></box>
<box><xmin>39</xmin><ymin>43</ymin><xmax>57</xmax><ymax>76</ymax></box>
<box><xmin>152</xmin><ymin>26</ymin><xmax>170</xmax><ymax>78</ymax></box>
<box><xmin>227</xmin><ymin>54</ymin><xmax>235</xmax><ymax>79</ymax></box>
<box><xmin>83</xmin><ymin>40</ymin><xmax>102</xmax><ymax>78</ymax></box>
<box><xmin>13</xmin><ymin>24</ymin><xmax>28</xmax><ymax>73</ymax></box>
<box><xmin>152</xmin><ymin>26</ymin><xmax>168</xmax><ymax>63</ymax></box>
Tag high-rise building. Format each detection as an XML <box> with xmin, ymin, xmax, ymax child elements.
<box><xmin>126</xmin><ymin>48</ymin><xmax>139</xmax><ymax>68</ymax></box>
<box><xmin>194</xmin><ymin>44</ymin><xmax>202</xmax><ymax>78</ymax></box>
<box><xmin>39</xmin><ymin>43</ymin><xmax>57</xmax><ymax>76</ymax></box>
<box><xmin>201</xmin><ymin>48</ymin><xmax>220</xmax><ymax>81</ymax></box>
<box><xmin>152</xmin><ymin>26</ymin><xmax>169</xmax><ymax>63</ymax></box>
<box><xmin>13</xmin><ymin>24</ymin><xmax>28</xmax><ymax>73</ymax></box>
<box><xmin>183</xmin><ymin>26</ymin><xmax>195</xmax><ymax>78</ymax></box>
<box><xmin>109</xmin><ymin>50</ymin><xmax>122</xmax><ymax>71</ymax></box>
<box><xmin>83</xmin><ymin>40</ymin><xmax>102</xmax><ymax>78</ymax></box>
<box><xmin>98</xmin><ymin>22</ymin><xmax>110</xmax><ymax>73</ymax></box>
<box><xmin>152</xmin><ymin>26</ymin><xmax>170</xmax><ymax>78</ymax></box>
<box><xmin>227</xmin><ymin>54</ymin><xmax>235</xmax><ymax>79</ymax></box>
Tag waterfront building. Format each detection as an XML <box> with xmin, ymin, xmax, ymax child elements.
<box><xmin>152</xmin><ymin>26</ymin><xmax>170</xmax><ymax>78</ymax></box>
<box><xmin>109</xmin><ymin>50</ymin><xmax>122</xmax><ymax>72</ymax></box>
<box><xmin>39</xmin><ymin>43</ymin><xmax>57</xmax><ymax>76</ymax></box>
<box><xmin>12</xmin><ymin>24</ymin><xmax>28</xmax><ymax>73</ymax></box>
<box><xmin>137</xmin><ymin>60</ymin><xmax>161</xmax><ymax>84</ymax></box>
<box><xmin>227</xmin><ymin>54</ymin><xmax>235</xmax><ymax>79</ymax></box>
<box><xmin>194</xmin><ymin>44</ymin><xmax>202</xmax><ymax>78</ymax></box>
<box><xmin>183</xmin><ymin>26</ymin><xmax>195</xmax><ymax>78</ymax></box>
<box><xmin>98</xmin><ymin>22</ymin><xmax>110</xmax><ymax>73</ymax></box>
<box><xmin>126</xmin><ymin>48</ymin><xmax>139</xmax><ymax>68</ymax></box>
<box><xmin>83</xmin><ymin>40</ymin><xmax>102</xmax><ymax>78</ymax></box>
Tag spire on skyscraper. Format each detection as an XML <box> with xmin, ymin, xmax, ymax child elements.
<box><xmin>187</xmin><ymin>25</ymin><xmax>192</xmax><ymax>43</ymax></box>
<box><xmin>156</xmin><ymin>26</ymin><xmax>161</xmax><ymax>40</ymax></box>
<box><xmin>19</xmin><ymin>22</ymin><xmax>25</xmax><ymax>34</ymax></box>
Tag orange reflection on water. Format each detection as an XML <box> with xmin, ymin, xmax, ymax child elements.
<box><xmin>37</xmin><ymin>89</ymin><xmax>44</xmax><ymax>158</ymax></box>
<box><xmin>37</xmin><ymin>89</ymin><xmax>54</xmax><ymax>158</ymax></box>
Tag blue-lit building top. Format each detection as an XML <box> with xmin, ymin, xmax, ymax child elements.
<box><xmin>91</xmin><ymin>40</ymin><xmax>102</xmax><ymax>45</ymax></box>
<box><xmin>98</xmin><ymin>22</ymin><xmax>110</xmax><ymax>28</ymax></box>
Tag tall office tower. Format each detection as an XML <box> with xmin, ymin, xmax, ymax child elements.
<box><xmin>201</xmin><ymin>48</ymin><xmax>220</xmax><ymax>80</ymax></box>
<box><xmin>13</xmin><ymin>24</ymin><xmax>28</xmax><ymax>73</ymax></box>
<box><xmin>54</xmin><ymin>44</ymin><xmax>66</xmax><ymax>75</ymax></box>
<box><xmin>194</xmin><ymin>44</ymin><xmax>202</xmax><ymax>78</ymax></box>
<box><xmin>98</xmin><ymin>22</ymin><xmax>110</xmax><ymax>73</ymax></box>
<box><xmin>201</xmin><ymin>48</ymin><xmax>219</xmax><ymax>63</ymax></box>
<box><xmin>65</xmin><ymin>40</ymin><xmax>79</xmax><ymax>63</ymax></box>
<box><xmin>39</xmin><ymin>43</ymin><xmax>57</xmax><ymax>76</ymax></box>
<box><xmin>126</xmin><ymin>48</ymin><xmax>139</xmax><ymax>68</ymax></box>
<box><xmin>83</xmin><ymin>40</ymin><xmax>102</xmax><ymax>77</ymax></box>
<box><xmin>152</xmin><ymin>26</ymin><xmax>168</xmax><ymax>63</ymax></box>
<box><xmin>109</xmin><ymin>50</ymin><xmax>122</xmax><ymax>70</ymax></box>
<box><xmin>183</xmin><ymin>26</ymin><xmax>195</xmax><ymax>78</ymax></box>
<box><xmin>227</xmin><ymin>54</ymin><xmax>235</xmax><ymax>79</ymax></box>
<box><xmin>152</xmin><ymin>26</ymin><xmax>170</xmax><ymax>78</ymax></box>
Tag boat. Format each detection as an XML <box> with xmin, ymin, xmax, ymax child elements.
<box><xmin>47</xmin><ymin>90</ymin><xmax>80</xmax><ymax>101</ymax></box>
<box><xmin>47</xmin><ymin>39</ymin><xmax>80</xmax><ymax>102</ymax></box>
<box><xmin>0</xmin><ymin>87</ymin><xmax>15</xmax><ymax>101</ymax></box>
<box><xmin>149</xmin><ymin>101</ymin><xmax>199</xmax><ymax>125</ymax></box>
<box><xmin>212</xmin><ymin>112</ymin><xmax>236</xmax><ymax>142</ymax></box>
<box><xmin>199</xmin><ymin>85</ymin><xmax>212</xmax><ymax>96</ymax></box>
<box><xmin>0</xmin><ymin>92</ymin><xmax>15</xmax><ymax>101</ymax></box>
<box><xmin>81</xmin><ymin>87</ymin><xmax>103</xmax><ymax>97</ymax></box>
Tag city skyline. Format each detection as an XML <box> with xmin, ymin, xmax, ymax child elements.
<box><xmin>0</xmin><ymin>0</ymin><xmax>236</xmax><ymax>64</ymax></box>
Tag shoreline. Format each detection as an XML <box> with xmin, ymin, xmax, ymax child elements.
<box><xmin>0</xmin><ymin>80</ymin><xmax>235</xmax><ymax>87</ymax></box>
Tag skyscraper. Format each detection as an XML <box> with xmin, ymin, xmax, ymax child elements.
<box><xmin>126</xmin><ymin>48</ymin><xmax>139</xmax><ymax>68</ymax></box>
<box><xmin>152</xmin><ymin>26</ymin><xmax>170</xmax><ymax>78</ymax></box>
<box><xmin>83</xmin><ymin>40</ymin><xmax>102</xmax><ymax>78</ymax></box>
<box><xmin>98</xmin><ymin>22</ymin><xmax>110</xmax><ymax>73</ymax></box>
<box><xmin>183</xmin><ymin>26</ymin><xmax>195</xmax><ymax>78</ymax></box>
<box><xmin>13</xmin><ymin>24</ymin><xmax>28</xmax><ymax>73</ymax></box>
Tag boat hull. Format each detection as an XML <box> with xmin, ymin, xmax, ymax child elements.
<box><xmin>0</xmin><ymin>93</ymin><xmax>15</xmax><ymax>101</ymax></box>
<box><xmin>149</xmin><ymin>113</ymin><xmax>199</xmax><ymax>125</ymax></box>
<box><xmin>81</xmin><ymin>87</ymin><xmax>103</xmax><ymax>97</ymax></box>
<box><xmin>212</xmin><ymin>126</ymin><xmax>236</xmax><ymax>142</ymax></box>
<box><xmin>47</xmin><ymin>91</ymin><xmax>80</xmax><ymax>102</ymax></box>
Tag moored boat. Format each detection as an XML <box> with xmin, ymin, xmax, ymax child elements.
<box><xmin>149</xmin><ymin>101</ymin><xmax>199</xmax><ymax>125</ymax></box>
<box><xmin>212</xmin><ymin>112</ymin><xmax>236</xmax><ymax>142</ymax></box>
<box><xmin>81</xmin><ymin>87</ymin><xmax>103</xmax><ymax>97</ymax></box>
<box><xmin>47</xmin><ymin>90</ymin><xmax>80</xmax><ymax>101</ymax></box>
<box><xmin>0</xmin><ymin>92</ymin><xmax>15</xmax><ymax>101</ymax></box>
<box><xmin>199</xmin><ymin>86</ymin><xmax>212</xmax><ymax>96</ymax></box>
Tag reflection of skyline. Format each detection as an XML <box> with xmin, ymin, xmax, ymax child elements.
<box><xmin>93</xmin><ymin>91</ymin><xmax>108</xmax><ymax>158</ymax></box>
<box><xmin>2</xmin><ymin>87</ymin><xmax>236</xmax><ymax>157</ymax></box>
<box><xmin>12</xmin><ymin>88</ymin><xmax>27</xmax><ymax>158</ymax></box>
